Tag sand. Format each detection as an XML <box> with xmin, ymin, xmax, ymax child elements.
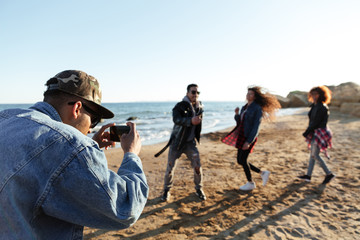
<box><xmin>84</xmin><ymin>109</ymin><xmax>360</xmax><ymax>240</ymax></box>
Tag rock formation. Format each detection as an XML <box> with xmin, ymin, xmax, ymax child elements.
<box><xmin>286</xmin><ymin>91</ymin><xmax>309</xmax><ymax>108</ymax></box>
<box><xmin>329</xmin><ymin>82</ymin><xmax>360</xmax><ymax>107</ymax></box>
<box><xmin>276</xmin><ymin>82</ymin><xmax>360</xmax><ymax>118</ymax></box>
<box><xmin>340</xmin><ymin>102</ymin><xmax>360</xmax><ymax>118</ymax></box>
<box><xmin>276</xmin><ymin>91</ymin><xmax>309</xmax><ymax>108</ymax></box>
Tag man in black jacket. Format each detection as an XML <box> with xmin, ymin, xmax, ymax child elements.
<box><xmin>161</xmin><ymin>84</ymin><xmax>206</xmax><ymax>201</ymax></box>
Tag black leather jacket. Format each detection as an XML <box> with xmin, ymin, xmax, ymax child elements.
<box><xmin>170</xmin><ymin>100</ymin><xmax>203</xmax><ymax>150</ymax></box>
<box><xmin>303</xmin><ymin>102</ymin><xmax>329</xmax><ymax>137</ymax></box>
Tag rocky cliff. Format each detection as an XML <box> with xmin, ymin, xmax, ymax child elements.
<box><xmin>277</xmin><ymin>82</ymin><xmax>360</xmax><ymax>117</ymax></box>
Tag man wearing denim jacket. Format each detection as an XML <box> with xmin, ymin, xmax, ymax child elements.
<box><xmin>0</xmin><ymin>70</ymin><xmax>149</xmax><ymax>239</ymax></box>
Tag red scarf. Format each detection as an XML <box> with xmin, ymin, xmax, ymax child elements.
<box><xmin>222</xmin><ymin>112</ymin><xmax>257</xmax><ymax>152</ymax></box>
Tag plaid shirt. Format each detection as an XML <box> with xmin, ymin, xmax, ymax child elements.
<box><xmin>222</xmin><ymin>112</ymin><xmax>257</xmax><ymax>152</ymax></box>
<box><xmin>306</xmin><ymin>127</ymin><xmax>332</xmax><ymax>159</ymax></box>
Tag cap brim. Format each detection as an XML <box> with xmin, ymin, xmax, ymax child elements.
<box><xmin>88</xmin><ymin>101</ymin><xmax>114</xmax><ymax>119</ymax></box>
<box><xmin>96</xmin><ymin>104</ymin><xmax>114</xmax><ymax>119</ymax></box>
<box><xmin>46</xmin><ymin>88</ymin><xmax>114</xmax><ymax>119</ymax></box>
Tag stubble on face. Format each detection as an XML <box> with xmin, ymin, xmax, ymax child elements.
<box><xmin>187</xmin><ymin>87</ymin><xmax>199</xmax><ymax>104</ymax></box>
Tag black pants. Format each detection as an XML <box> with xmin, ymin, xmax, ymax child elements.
<box><xmin>237</xmin><ymin>149</ymin><xmax>261</xmax><ymax>181</ymax></box>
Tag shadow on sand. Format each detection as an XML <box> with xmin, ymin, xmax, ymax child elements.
<box><xmin>211</xmin><ymin>182</ymin><xmax>325</xmax><ymax>239</ymax></box>
<box><xmin>84</xmin><ymin>181</ymin><xmax>325</xmax><ymax>239</ymax></box>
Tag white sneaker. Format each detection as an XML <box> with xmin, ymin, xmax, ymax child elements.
<box><xmin>239</xmin><ymin>181</ymin><xmax>256</xmax><ymax>191</ymax></box>
<box><xmin>261</xmin><ymin>171</ymin><xmax>270</xmax><ymax>186</ymax></box>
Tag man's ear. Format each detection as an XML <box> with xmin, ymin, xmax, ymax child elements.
<box><xmin>70</xmin><ymin>101</ymin><xmax>82</xmax><ymax>120</ymax></box>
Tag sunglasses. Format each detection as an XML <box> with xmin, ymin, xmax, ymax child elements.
<box><xmin>190</xmin><ymin>90</ymin><xmax>200</xmax><ymax>95</ymax></box>
<box><xmin>68</xmin><ymin>102</ymin><xmax>101</xmax><ymax>128</ymax></box>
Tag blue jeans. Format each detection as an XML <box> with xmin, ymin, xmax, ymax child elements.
<box><xmin>307</xmin><ymin>139</ymin><xmax>331</xmax><ymax>176</ymax></box>
<box><xmin>163</xmin><ymin>140</ymin><xmax>203</xmax><ymax>191</ymax></box>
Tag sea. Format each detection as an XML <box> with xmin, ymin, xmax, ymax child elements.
<box><xmin>0</xmin><ymin>102</ymin><xmax>302</xmax><ymax>146</ymax></box>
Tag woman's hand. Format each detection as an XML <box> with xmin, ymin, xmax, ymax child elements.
<box><xmin>242</xmin><ymin>141</ymin><xmax>250</xmax><ymax>150</ymax></box>
<box><xmin>235</xmin><ymin>107</ymin><xmax>240</xmax><ymax>115</ymax></box>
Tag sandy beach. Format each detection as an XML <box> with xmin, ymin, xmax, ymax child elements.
<box><xmin>84</xmin><ymin>108</ymin><xmax>360</xmax><ymax>240</ymax></box>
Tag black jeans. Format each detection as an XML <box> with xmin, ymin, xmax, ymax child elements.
<box><xmin>237</xmin><ymin>149</ymin><xmax>260</xmax><ymax>181</ymax></box>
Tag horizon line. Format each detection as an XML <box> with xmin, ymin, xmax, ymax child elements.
<box><xmin>0</xmin><ymin>100</ymin><xmax>246</xmax><ymax>105</ymax></box>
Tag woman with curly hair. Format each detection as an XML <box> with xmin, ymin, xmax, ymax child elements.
<box><xmin>222</xmin><ymin>86</ymin><xmax>281</xmax><ymax>191</ymax></box>
<box><xmin>297</xmin><ymin>86</ymin><xmax>335</xmax><ymax>184</ymax></box>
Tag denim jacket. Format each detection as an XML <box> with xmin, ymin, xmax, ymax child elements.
<box><xmin>235</xmin><ymin>102</ymin><xmax>262</xmax><ymax>144</ymax></box>
<box><xmin>0</xmin><ymin>102</ymin><xmax>148</xmax><ymax>240</ymax></box>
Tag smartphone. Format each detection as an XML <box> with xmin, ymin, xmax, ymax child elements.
<box><xmin>110</xmin><ymin>125</ymin><xmax>131</xmax><ymax>142</ymax></box>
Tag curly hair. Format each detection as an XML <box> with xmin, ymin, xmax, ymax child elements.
<box><xmin>308</xmin><ymin>86</ymin><xmax>332</xmax><ymax>104</ymax></box>
<box><xmin>248</xmin><ymin>86</ymin><xmax>281</xmax><ymax>120</ymax></box>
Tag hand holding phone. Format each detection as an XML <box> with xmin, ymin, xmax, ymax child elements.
<box><xmin>110</xmin><ymin>125</ymin><xmax>131</xmax><ymax>142</ymax></box>
<box><xmin>120</xmin><ymin>122</ymin><xmax>141</xmax><ymax>155</ymax></box>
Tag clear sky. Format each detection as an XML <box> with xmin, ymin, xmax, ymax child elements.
<box><xmin>1</xmin><ymin>0</ymin><xmax>359</xmax><ymax>103</ymax></box>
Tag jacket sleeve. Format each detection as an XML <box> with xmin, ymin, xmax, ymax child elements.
<box><xmin>235</xmin><ymin>105</ymin><xmax>245</xmax><ymax>125</ymax></box>
<box><xmin>234</xmin><ymin>114</ymin><xmax>241</xmax><ymax>125</ymax></box>
<box><xmin>303</xmin><ymin>105</ymin><xmax>327</xmax><ymax>137</ymax></box>
<box><xmin>41</xmin><ymin>148</ymin><xmax>149</xmax><ymax>230</ymax></box>
<box><xmin>246</xmin><ymin>106</ymin><xmax>262</xmax><ymax>144</ymax></box>
<box><xmin>172</xmin><ymin>102</ymin><xmax>192</xmax><ymax>127</ymax></box>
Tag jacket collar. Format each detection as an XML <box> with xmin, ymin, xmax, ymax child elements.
<box><xmin>182</xmin><ymin>96</ymin><xmax>200</xmax><ymax>109</ymax></box>
<box><xmin>30</xmin><ymin>102</ymin><xmax>62</xmax><ymax>123</ymax></box>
